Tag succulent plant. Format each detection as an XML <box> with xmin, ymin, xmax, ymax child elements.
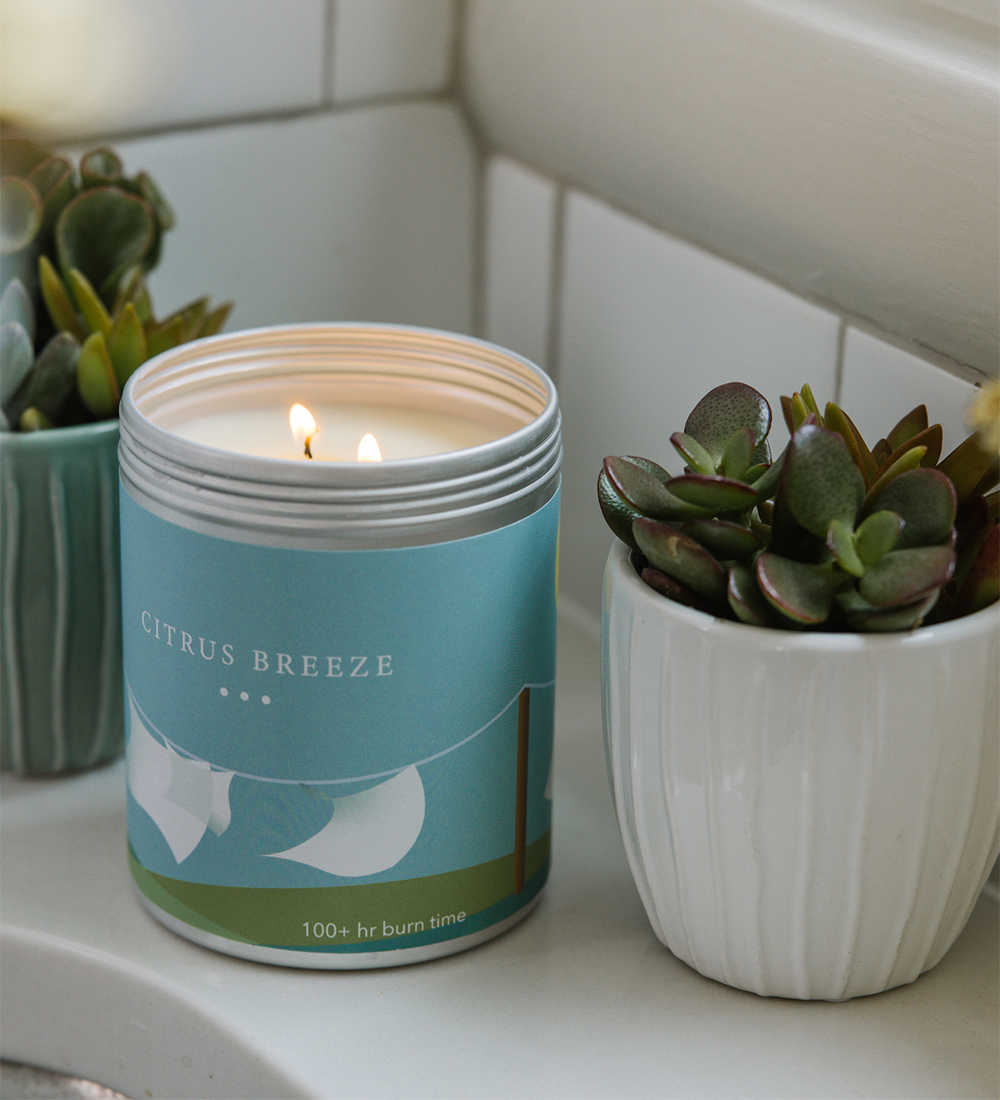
<box><xmin>599</xmin><ymin>381</ymin><xmax>999</xmax><ymax>631</ymax></box>
<box><xmin>0</xmin><ymin>138</ymin><xmax>231</xmax><ymax>429</ymax></box>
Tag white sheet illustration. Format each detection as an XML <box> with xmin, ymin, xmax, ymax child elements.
<box><xmin>264</xmin><ymin>765</ymin><xmax>425</xmax><ymax>877</ymax></box>
<box><xmin>126</xmin><ymin>698</ymin><xmax>233</xmax><ymax>863</ymax></box>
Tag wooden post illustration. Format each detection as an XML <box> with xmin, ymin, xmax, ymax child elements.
<box><xmin>514</xmin><ymin>686</ymin><xmax>530</xmax><ymax>893</ymax></box>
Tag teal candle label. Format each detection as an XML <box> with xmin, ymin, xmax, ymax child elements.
<box><xmin>120</xmin><ymin>486</ymin><xmax>559</xmax><ymax>955</ymax></box>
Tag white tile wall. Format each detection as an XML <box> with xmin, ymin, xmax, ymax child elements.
<box><xmin>115</xmin><ymin>102</ymin><xmax>476</xmax><ymax>335</ymax></box>
<box><xmin>840</xmin><ymin>327</ymin><xmax>977</xmax><ymax>457</ymax></box>
<box><xmin>553</xmin><ymin>190</ymin><xmax>842</xmax><ymax>618</ymax></box>
<box><xmin>5</xmin><ymin>0</ymin><xmax>328</xmax><ymax>137</ymax></box>
<box><xmin>331</xmin><ymin>0</ymin><xmax>455</xmax><ymax>103</ymax></box>
<box><xmin>482</xmin><ymin>156</ymin><xmax>558</xmax><ymax>372</ymax></box>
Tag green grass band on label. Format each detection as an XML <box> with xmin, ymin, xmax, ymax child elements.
<box><xmin>130</xmin><ymin>832</ymin><xmax>551</xmax><ymax>952</ymax></box>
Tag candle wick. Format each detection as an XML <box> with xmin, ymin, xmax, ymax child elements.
<box><xmin>304</xmin><ymin>431</ymin><xmax>316</xmax><ymax>459</ymax></box>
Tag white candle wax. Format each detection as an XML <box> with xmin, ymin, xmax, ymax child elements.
<box><xmin>172</xmin><ymin>402</ymin><xmax>505</xmax><ymax>461</ymax></box>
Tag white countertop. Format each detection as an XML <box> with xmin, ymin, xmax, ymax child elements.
<box><xmin>2</xmin><ymin>610</ymin><xmax>997</xmax><ymax>1100</ymax></box>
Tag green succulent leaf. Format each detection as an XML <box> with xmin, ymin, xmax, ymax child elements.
<box><xmin>633</xmin><ymin>516</ymin><xmax>728</xmax><ymax>604</ymax></box>
<box><xmin>0</xmin><ymin>277</ymin><xmax>35</xmax><ymax>336</ymax></box>
<box><xmin>640</xmin><ymin>566</ymin><xmax>717</xmax><ymax>614</ymax></box>
<box><xmin>823</xmin><ymin>402</ymin><xmax>880</xmax><ymax>488</ymax></box>
<box><xmin>720</xmin><ymin>426</ymin><xmax>757</xmax><ymax>479</ymax></box>
<box><xmin>196</xmin><ymin>301</ymin><xmax>232</xmax><ymax>339</ymax></box>
<box><xmin>28</xmin><ymin>155</ymin><xmax>76</xmax><ymax>237</ymax></box>
<box><xmin>77</xmin><ymin>331</ymin><xmax>120</xmax><ymax>418</ymax></box>
<box><xmin>684</xmin><ymin>382</ymin><xmax>770</xmax><ymax>466</ymax></box>
<box><xmin>680</xmin><ymin>517</ymin><xmax>763</xmax><ymax>560</ymax></box>
<box><xmin>144</xmin><ymin>314</ymin><xmax>186</xmax><ymax>360</ymax></box>
<box><xmin>938</xmin><ymin>433</ymin><xmax>998</xmax><ymax>503</ymax></box>
<box><xmin>671</xmin><ymin>431</ymin><xmax>716</xmax><ymax>474</ymax></box>
<box><xmin>755</xmin><ymin>553</ymin><xmax>840</xmax><ymax>624</ymax></box>
<box><xmin>108</xmin><ymin>301</ymin><xmax>147</xmax><ymax>387</ymax></box>
<box><xmin>1</xmin><ymin>176</ymin><xmax>42</xmax><ymax>253</ymax></box>
<box><xmin>6</xmin><ymin>332</ymin><xmax>80</xmax><ymax>424</ymax></box>
<box><xmin>837</xmin><ymin>587</ymin><xmax>939</xmax><ymax>631</ymax></box>
<box><xmin>872</xmin><ymin>468</ymin><xmax>956</xmax><ymax>548</ymax></box>
<box><xmin>854</xmin><ymin>509</ymin><xmax>903</xmax><ymax>565</ymax></box>
<box><xmin>826</xmin><ymin>518</ymin><xmax>865</xmax><ymax>577</ymax></box>
<box><xmin>783</xmin><ymin>420</ymin><xmax>865</xmax><ymax>537</ymax></box>
<box><xmin>0</xmin><ymin>321</ymin><xmax>34</xmax><ymax>406</ymax></box>
<box><xmin>38</xmin><ymin>255</ymin><xmax>85</xmax><ymax>340</ymax></box>
<box><xmin>602</xmin><ymin>455</ymin><xmax>710</xmax><ymax>523</ymax></box>
<box><xmin>55</xmin><ymin>187</ymin><xmax>156</xmax><ymax>304</ymax></box>
<box><xmin>727</xmin><ymin>561</ymin><xmax>783</xmax><ymax>627</ymax></box>
<box><xmin>17</xmin><ymin>406</ymin><xmax>56</xmax><ymax>431</ymax></box>
<box><xmin>68</xmin><ymin>268</ymin><xmax>112</xmax><ymax>337</ymax></box>
<box><xmin>748</xmin><ymin>446</ymin><xmax>786</xmax><ymax>505</ymax></box>
<box><xmin>886</xmin><ymin>405</ymin><xmax>928</xmax><ymax>451</ymax></box>
<box><xmin>666</xmin><ymin>472</ymin><xmax>759</xmax><ymax>512</ymax></box>
<box><xmin>858</xmin><ymin>545</ymin><xmax>955</xmax><ymax>608</ymax></box>
<box><xmin>863</xmin><ymin>444</ymin><xmax>927</xmax><ymax>512</ymax></box>
<box><xmin>947</xmin><ymin>524</ymin><xmax>999</xmax><ymax>618</ymax></box>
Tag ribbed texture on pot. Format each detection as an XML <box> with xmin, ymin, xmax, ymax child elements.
<box><xmin>1</xmin><ymin>422</ymin><xmax>124</xmax><ymax>773</ymax></box>
<box><xmin>601</xmin><ymin>541</ymin><xmax>1000</xmax><ymax>1000</ymax></box>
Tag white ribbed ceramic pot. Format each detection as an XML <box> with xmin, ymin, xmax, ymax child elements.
<box><xmin>601</xmin><ymin>540</ymin><xmax>999</xmax><ymax>1001</ymax></box>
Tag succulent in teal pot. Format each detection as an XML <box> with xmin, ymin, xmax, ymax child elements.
<box><xmin>599</xmin><ymin>381</ymin><xmax>999</xmax><ymax>632</ymax></box>
<box><xmin>1</xmin><ymin>138</ymin><xmax>231</xmax><ymax>429</ymax></box>
<box><xmin>1</xmin><ymin>139</ymin><xmax>233</xmax><ymax>773</ymax></box>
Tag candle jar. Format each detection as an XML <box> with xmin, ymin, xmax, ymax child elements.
<box><xmin>117</xmin><ymin>323</ymin><xmax>561</xmax><ymax>968</ymax></box>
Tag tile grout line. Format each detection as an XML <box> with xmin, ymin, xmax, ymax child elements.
<box><xmin>545</xmin><ymin>184</ymin><xmax>567</xmax><ymax>386</ymax></box>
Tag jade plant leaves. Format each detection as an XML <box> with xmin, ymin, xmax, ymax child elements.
<box><xmin>684</xmin><ymin>381</ymin><xmax>771</xmax><ymax>466</ymax></box>
<box><xmin>55</xmin><ymin>188</ymin><xmax>156</xmax><ymax>304</ymax></box>
<box><xmin>781</xmin><ymin>419</ymin><xmax>865</xmax><ymax>538</ymax></box>
<box><xmin>633</xmin><ymin>516</ymin><xmax>728</xmax><ymax>605</ymax></box>
<box><xmin>599</xmin><ymin>380</ymin><xmax>997</xmax><ymax>631</ymax></box>
<box><xmin>0</xmin><ymin>177</ymin><xmax>42</xmax><ymax>253</ymax></box>
<box><xmin>872</xmin><ymin>468</ymin><xmax>956</xmax><ymax>549</ymax></box>
<box><xmin>755</xmin><ymin>553</ymin><xmax>840</xmax><ymax>625</ymax></box>
<box><xmin>858</xmin><ymin>545</ymin><xmax>956</xmax><ymax>607</ymax></box>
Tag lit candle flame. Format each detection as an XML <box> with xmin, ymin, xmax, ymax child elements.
<box><xmin>289</xmin><ymin>403</ymin><xmax>318</xmax><ymax>459</ymax></box>
<box><xmin>357</xmin><ymin>433</ymin><xmax>382</xmax><ymax>462</ymax></box>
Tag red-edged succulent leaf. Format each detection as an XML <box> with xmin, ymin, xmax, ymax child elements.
<box><xmin>858</xmin><ymin>545</ymin><xmax>955</xmax><ymax>607</ymax></box>
<box><xmin>863</xmin><ymin>444</ymin><xmax>927</xmax><ymax>514</ymax></box>
<box><xmin>727</xmin><ymin>562</ymin><xmax>783</xmax><ymax>627</ymax></box>
<box><xmin>938</xmin><ymin>433</ymin><xmax>998</xmax><ymax>503</ymax></box>
<box><xmin>601</xmin><ymin>455</ymin><xmax>710</xmax><ymax>528</ymax></box>
<box><xmin>640</xmin><ymin>567</ymin><xmax>717</xmax><ymax>614</ymax></box>
<box><xmin>683</xmin><ymin>382</ymin><xmax>771</xmax><ymax>466</ymax></box>
<box><xmin>886</xmin><ymin>405</ymin><xmax>929</xmax><ymax>450</ymax></box>
<box><xmin>755</xmin><ymin>553</ymin><xmax>840</xmax><ymax>625</ymax></box>
<box><xmin>679</xmin><ymin>517</ymin><xmax>763</xmax><ymax>560</ymax></box>
<box><xmin>670</xmin><ymin>430</ymin><xmax>715</xmax><ymax>474</ymax></box>
<box><xmin>837</xmin><ymin>588</ymin><xmax>940</xmax><ymax>632</ymax></box>
<box><xmin>824</xmin><ymin>402</ymin><xmax>881</xmax><ymax>488</ymax></box>
<box><xmin>782</xmin><ymin>419</ymin><xmax>865</xmax><ymax>538</ymax></box>
<box><xmin>633</xmin><ymin>516</ymin><xmax>728</xmax><ymax>604</ymax></box>
<box><xmin>871</xmin><ymin>467</ymin><xmax>956</xmax><ymax>549</ymax></box>
<box><xmin>666</xmin><ymin>472</ymin><xmax>759</xmax><ymax>512</ymax></box>
<box><xmin>947</xmin><ymin>523</ymin><xmax>999</xmax><ymax>618</ymax></box>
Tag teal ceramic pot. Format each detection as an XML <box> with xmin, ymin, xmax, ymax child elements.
<box><xmin>1</xmin><ymin>419</ymin><xmax>123</xmax><ymax>772</ymax></box>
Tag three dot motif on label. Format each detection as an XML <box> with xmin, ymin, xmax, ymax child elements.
<box><xmin>219</xmin><ymin>687</ymin><xmax>271</xmax><ymax>705</ymax></box>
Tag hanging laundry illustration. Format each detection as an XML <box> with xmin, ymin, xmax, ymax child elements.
<box><xmin>126</xmin><ymin>696</ymin><xmax>234</xmax><ymax>863</ymax></box>
<box><xmin>264</xmin><ymin>764</ymin><xmax>425</xmax><ymax>877</ymax></box>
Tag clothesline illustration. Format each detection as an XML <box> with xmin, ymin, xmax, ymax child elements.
<box><xmin>126</xmin><ymin>680</ymin><xmax>554</xmax><ymax>882</ymax></box>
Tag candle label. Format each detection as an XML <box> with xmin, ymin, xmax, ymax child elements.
<box><xmin>120</xmin><ymin>486</ymin><xmax>559</xmax><ymax>958</ymax></box>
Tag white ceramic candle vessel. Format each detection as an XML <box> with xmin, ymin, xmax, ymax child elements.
<box><xmin>602</xmin><ymin>540</ymin><xmax>999</xmax><ymax>1000</ymax></box>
